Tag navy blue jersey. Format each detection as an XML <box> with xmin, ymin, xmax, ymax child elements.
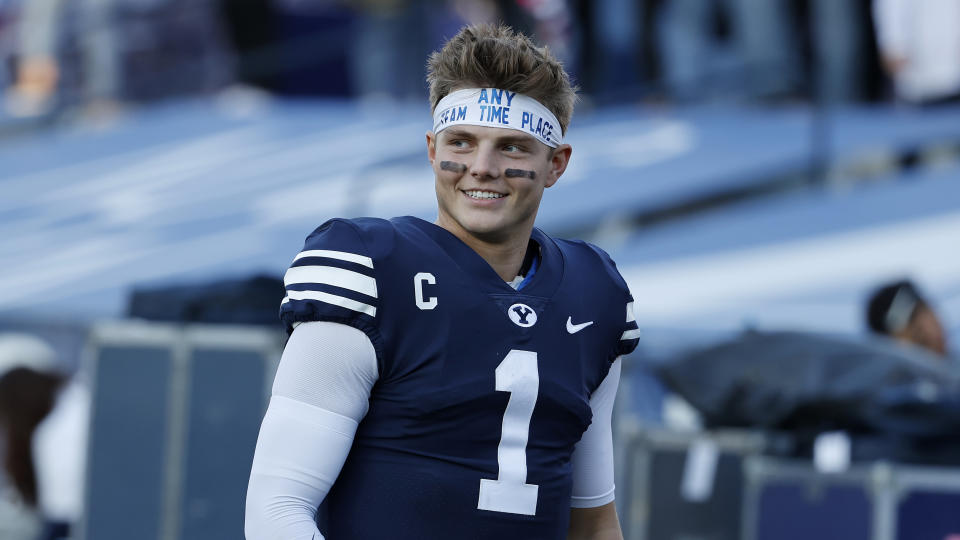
<box><xmin>280</xmin><ymin>216</ymin><xmax>639</xmax><ymax>540</ymax></box>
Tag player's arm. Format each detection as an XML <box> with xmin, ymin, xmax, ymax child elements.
<box><xmin>245</xmin><ymin>321</ymin><xmax>378</xmax><ymax>540</ymax></box>
<box><xmin>568</xmin><ymin>502</ymin><xmax>622</xmax><ymax>540</ymax></box>
<box><xmin>567</xmin><ymin>358</ymin><xmax>623</xmax><ymax>540</ymax></box>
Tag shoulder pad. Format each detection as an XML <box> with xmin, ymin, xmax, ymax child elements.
<box><xmin>279</xmin><ymin>219</ymin><xmax>384</xmax><ymax>334</ymax></box>
<box><xmin>561</xmin><ymin>239</ymin><xmax>641</xmax><ymax>357</ymax></box>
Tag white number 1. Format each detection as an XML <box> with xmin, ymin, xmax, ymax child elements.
<box><xmin>478</xmin><ymin>349</ymin><xmax>540</xmax><ymax>516</ymax></box>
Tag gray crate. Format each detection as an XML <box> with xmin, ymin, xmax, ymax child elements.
<box><xmin>743</xmin><ymin>457</ymin><xmax>896</xmax><ymax>540</ymax></box>
<box><xmin>78</xmin><ymin>321</ymin><xmax>282</xmax><ymax>540</ymax></box>
<box><xmin>619</xmin><ymin>427</ymin><xmax>765</xmax><ymax>540</ymax></box>
<box><xmin>887</xmin><ymin>465</ymin><xmax>960</xmax><ymax>540</ymax></box>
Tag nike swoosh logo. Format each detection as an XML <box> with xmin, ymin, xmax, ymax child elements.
<box><xmin>566</xmin><ymin>317</ymin><xmax>594</xmax><ymax>334</ymax></box>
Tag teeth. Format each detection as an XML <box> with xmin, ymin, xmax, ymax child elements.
<box><xmin>464</xmin><ymin>190</ymin><xmax>505</xmax><ymax>200</ymax></box>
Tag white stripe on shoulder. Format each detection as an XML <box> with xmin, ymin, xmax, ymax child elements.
<box><xmin>285</xmin><ymin>290</ymin><xmax>377</xmax><ymax>317</ymax></box>
<box><xmin>285</xmin><ymin>266</ymin><xmax>377</xmax><ymax>298</ymax></box>
<box><xmin>626</xmin><ymin>302</ymin><xmax>635</xmax><ymax>323</ymax></box>
<box><xmin>293</xmin><ymin>249</ymin><xmax>373</xmax><ymax>268</ymax></box>
<box><xmin>621</xmin><ymin>328</ymin><xmax>641</xmax><ymax>340</ymax></box>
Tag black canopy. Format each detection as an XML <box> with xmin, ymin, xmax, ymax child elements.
<box><xmin>652</xmin><ymin>330</ymin><xmax>960</xmax><ymax>439</ymax></box>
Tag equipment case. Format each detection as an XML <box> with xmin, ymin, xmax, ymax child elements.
<box><xmin>78</xmin><ymin>321</ymin><xmax>282</xmax><ymax>540</ymax></box>
<box><xmin>619</xmin><ymin>426</ymin><xmax>766</xmax><ymax>540</ymax></box>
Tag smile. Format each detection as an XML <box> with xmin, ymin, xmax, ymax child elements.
<box><xmin>463</xmin><ymin>190</ymin><xmax>506</xmax><ymax>200</ymax></box>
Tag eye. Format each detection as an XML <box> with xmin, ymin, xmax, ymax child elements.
<box><xmin>503</xmin><ymin>143</ymin><xmax>525</xmax><ymax>153</ymax></box>
<box><xmin>449</xmin><ymin>139</ymin><xmax>470</xmax><ymax>150</ymax></box>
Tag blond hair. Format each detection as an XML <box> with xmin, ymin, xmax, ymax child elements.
<box><xmin>426</xmin><ymin>24</ymin><xmax>577</xmax><ymax>135</ymax></box>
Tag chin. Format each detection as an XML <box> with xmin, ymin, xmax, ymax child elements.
<box><xmin>453</xmin><ymin>214</ymin><xmax>509</xmax><ymax>240</ymax></box>
<box><xmin>462</xmin><ymin>221</ymin><xmax>507</xmax><ymax>240</ymax></box>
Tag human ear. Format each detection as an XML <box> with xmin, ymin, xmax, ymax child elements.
<box><xmin>545</xmin><ymin>144</ymin><xmax>572</xmax><ymax>188</ymax></box>
<box><xmin>426</xmin><ymin>131</ymin><xmax>436</xmax><ymax>164</ymax></box>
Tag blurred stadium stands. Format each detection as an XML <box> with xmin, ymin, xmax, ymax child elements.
<box><xmin>619</xmin><ymin>161</ymin><xmax>960</xmax><ymax>337</ymax></box>
<box><xmin>2</xmin><ymin>0</ymin><xmax>960</xmax><ymax>538</ymax></box>
<box><xmin>2</xmin><ymin>99</ymin><xmax>958</xmax><ymax>341</ymax></box>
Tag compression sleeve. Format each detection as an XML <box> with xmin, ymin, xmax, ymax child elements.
<box><xmin>569</xmin><ymin>358</ymin><xmax>622</xmax><ymax>508</ymax></box>
<box><xmin>245</xmin><ymin>322</ymin><xmax>379</xmax><ymax>540</ymax></box>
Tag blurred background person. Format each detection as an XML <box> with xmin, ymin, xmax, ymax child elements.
<box><xmin>656</xmin><ymin>0</ymin><xmax>802</xmax><ymax>102</ymax></box>
<box><xmin>4</xmin><ymin>0</ymin><xmax>232</xmax><ymax>120</ymax></box>
<box><xmin>807</xmin><ymin>0</ymin><xmax>873</xmax><ymax>103</ymax></box>
<box><xmin>216</xmin><ymin>0</ymin><xmax>277</xmax><ymax>92</ymax></box>
<box><xmin>0</xmin><ymin>333</ymin><xmax>89</xmax><ymax>540</ymax></box>
<box><xmin>655</xmin><ymin>0</ymin><xmax>874</xmax><ymax>103</ymax></box>
<box><xmin>0</xmin><ymin>334</ymin><xmax>57</xmax><ymax>540</ymax></box>
<box><xmin>348</xmin><ymin>0</ymin><xmax>435</xmax><ymax>102</ymax></box>
<box><xmin>866</xmin><ymin>279</ymin><xmax>950</xmax><ymax>358</ymax></box>
<box><xmin>4</xmin><ymin>0</ymin><xmax>121</xmax><ymax>119</ymax></box>
<box><xmin>0</xmin><ymin>0</ymin><xmax>21</xmax><ymax>95</ymax></box>
<box><xmin>873</xmin><ymin>0</ymin><xmax>960</xmax><ymax>104</ymax></box>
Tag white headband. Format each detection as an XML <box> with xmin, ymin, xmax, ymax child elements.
<box><xmin>885</xmin><ymin>285</ymin><xmax>919</xmax><ymax>333</ymax></box>
<box><xmin>433</xmin><ymin>88</ymin><xmax>562</xmax><ymax>148</ymax></box>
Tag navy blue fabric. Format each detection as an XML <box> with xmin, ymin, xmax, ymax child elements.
<box><xmin>896</xmin><ymin>490</ymin><xmax>960</xmax><ymax>540</ymax></box>
<box><xmin>38</xmin><ymin>521</ymin><xmax>70</xmax><ymax>540</ymax></box>
<box><xmin>279</xmin><ymin>219</ymin><xmax>383</xmax><ymax>347</ymax></box>
<box><xmin>280</xmin><ymin>216</ymin><xmax>638</xmax><ymax>539</ymax></box>
<box><xmin>756</xmin><ymin>482</ymin><xmax>872</xmax><ymax>540</ymax></box>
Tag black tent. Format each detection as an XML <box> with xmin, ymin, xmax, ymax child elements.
<box><xmin>650</xmin><ymin>331</ymin><xmax>960</xmax><ymax>462</ymax></box>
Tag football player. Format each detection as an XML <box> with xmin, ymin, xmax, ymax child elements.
<box><xmin>245</xmin><ymin>24</ymin><xmax>640</xmax><ymax>540</ymax></box>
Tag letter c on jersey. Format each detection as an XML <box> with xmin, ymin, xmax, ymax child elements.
<box><xmin>414</xmin><ymin>272</ymin><xmax>438</xmax><ymax>310</ymax></box>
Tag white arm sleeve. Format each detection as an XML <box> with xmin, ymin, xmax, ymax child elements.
<box><xmin>245</xmin><ymin>322</ymin><xmax>379</xmax><ymax>540</ymax></box>
<box><xmin>569</xmin><ymin>357</ymin><xmax>622</xmax><ymax>508</ymax></box>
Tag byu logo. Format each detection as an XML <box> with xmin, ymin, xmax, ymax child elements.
<box><xmin>508</xmin><ymin>303</ymin><xmax>537</xmax><ymax>327</ymax></box>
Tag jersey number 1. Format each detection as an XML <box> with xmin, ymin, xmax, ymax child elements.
<box><xmin>478</xmin><ymin>349</ymin><xmax>540</xmax><ymax>516</ymax></box>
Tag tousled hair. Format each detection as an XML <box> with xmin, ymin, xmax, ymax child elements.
<box><xmin>427</xmin><ymin>24</ymin><xmax>577</xmax><ymax>135</ymax></box>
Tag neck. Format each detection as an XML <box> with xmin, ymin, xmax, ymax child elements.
<box><xmin>436</xmin><ymin>217</ymin><xmax>532</xmax><ymax>282</ymax></box>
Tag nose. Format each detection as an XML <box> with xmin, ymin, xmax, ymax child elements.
<box><xmin>470</xmin><ymin>143</ymin><xmax>500</xmax><ymax>180</ymax></box>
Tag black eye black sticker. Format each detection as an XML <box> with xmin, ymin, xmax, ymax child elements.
<box><xmin>505</xmin><ymin>169</ymin><xmax>536</xmax><ymax>180</ymax></box>
<box><xmin>440</xmin><ymin>161</ymin><xmax>468</xmax><ymax>173</ymax></box>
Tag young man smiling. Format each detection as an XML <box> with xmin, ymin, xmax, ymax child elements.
<box><xmin>245</xmin><ymin>24</ymin><xmax>639</xmax><ymax>540</ymax></box>
<box><xmin>428</xmin><ymin>120</ymin><xmax>567</xmax><ymax>281</ymax></box>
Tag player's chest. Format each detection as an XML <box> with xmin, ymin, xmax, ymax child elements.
<box><xmin>373</xmin><ymin>266</ymin><xmax>612</xmax><ymax>425</ymax></box>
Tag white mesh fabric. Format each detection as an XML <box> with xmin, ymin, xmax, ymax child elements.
<box><xmin>271</xmin><ymin>321</ymin><xmax>378</xmax><ymax>421</ymax></box>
